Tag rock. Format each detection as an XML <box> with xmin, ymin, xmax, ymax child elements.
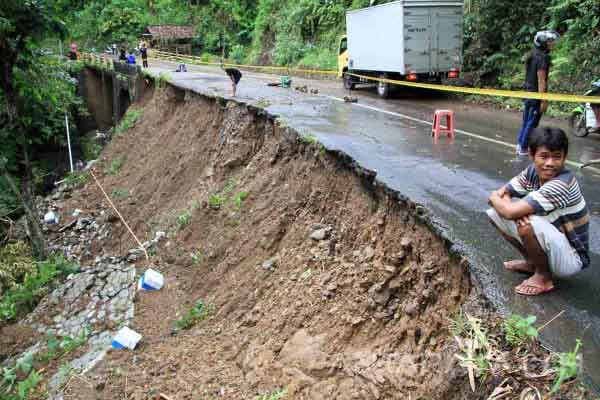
<box><xmin>261</xmin><ymin>258</ymin><xmax>277</xmax><ymax>270</ymax></box>
<box><xmin>400</xmin><ymin>237</ymin><xmax>412</xmax><ymax>250</ymax></box>
<box><xmin>310</xmin><ymin>228</ymin><xmax>330</xmax><ymax>241</ymax></box>
<box><xmin>362</xmin><ymin>246</ymin><xmax>375</xmax><ymax>262</ymax></box>
<box><xmin>72</xmin><ymin>209</ymin><xmax>82</xmax><ymax>217</ymax></box>
<box><xmin>44</xmin><ymin>211</ymin><xmax>59</xmax><ymax>224</ymax></box>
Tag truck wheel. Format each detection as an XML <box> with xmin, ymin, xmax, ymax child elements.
<box><xmin>343</xmin><ymin>73</ymin><xmax>355</xmax><ymax>90</ymax></box>
<box><xmin>377</xmin><ymin>73</ymin><xmax>390</xmax><ymax>98</ymax></box>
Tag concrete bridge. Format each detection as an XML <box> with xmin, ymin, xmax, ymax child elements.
<box><xmin>77</xmin><ymin>53</ymin><xmax>145</xmax><ymax>132</ymax></box>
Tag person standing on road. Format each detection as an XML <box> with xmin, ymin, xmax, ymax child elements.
<box><xmin>515</xmin><ymin>30</ymin><xmax>559</xmax><ymax>156</ymax></box>
<box><xmin>222</xmin><ymin>64</ymin><xmax>242</xmax><ymax>97</ymax></box>
<box><xmin>119</xmin><ymin>46</ymin><xmax>127</xmax><ymax>61</ymax></box>
<box><xmin>140</xmin><ymin>43</ymin><xmax>148</xmax><ymax>68</ymax></box>
<box><xmin>487</xmin><ymin>127</ymin><xmax>589</xmax><ymax>296</ymax></box>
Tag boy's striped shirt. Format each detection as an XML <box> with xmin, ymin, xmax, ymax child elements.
<box><xmin>506</xmin><ymin>165</ymin><xmax>590</xmax><ymax>268</ymax></box>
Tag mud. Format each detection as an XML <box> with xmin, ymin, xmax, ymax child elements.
<box><xmin>39</xmin><ymin>83</ymin><xmax>485</xmax><ymax>399</ymax></box>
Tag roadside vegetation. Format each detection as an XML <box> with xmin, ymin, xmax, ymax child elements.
<box><xmin>0</xmin><ymin>254</ymin><xmax>78</xmax><ymax>323</ymax></box>
<box><xmin>450</xmin><ymin>311</ymin><xmax>587</xmax><ymax>397</ymax></box>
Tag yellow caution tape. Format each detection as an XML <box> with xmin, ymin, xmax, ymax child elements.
<box><xmin>151</xmin><ymin>50</ymin><xmax>600</xmax><ymax>104</ymax></box>
<box><xmin>153</xmin><ymin>51</ymin><xmax>338</xmax><ymax>75</ymax></box>
<box><xmin>348</xmin><ymin>72</ymin><xmax>600</xmax><ymax>104</ymax></box>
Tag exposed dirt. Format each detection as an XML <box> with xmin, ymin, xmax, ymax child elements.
<box><xmin>44</xmin><ymin>84</ymin><xmax>476</xmax><ymax>399</ymax></box>
<box><xmin>3</xmin><ymin>81</ymin><xmax>591</xmax><ymax>399</ymax></box>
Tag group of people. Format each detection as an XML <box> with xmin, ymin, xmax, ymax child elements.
<box><xmin>487</xmin><ymin>30</ymin><xmax>590</xmax><ymax>296</ymax></box>
<box><xmin>117</xmin><ymin>41</ymin><xmax>149</xmax><ymax>68</ymax></box>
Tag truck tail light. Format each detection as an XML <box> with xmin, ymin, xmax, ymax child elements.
<box><xmin>448</xmin><ymin>69</ymin><xmax>459</xmax><ymax>78</ymax></box>
<box><xmin>407</xmin><ymin>71</ymin><xmax>418</xmax><ymax>81</ymax></box>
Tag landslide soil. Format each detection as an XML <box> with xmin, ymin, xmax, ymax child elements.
<box><xmin>56</xmin><ymin>85</ymin><xmax>479</xmax><ymax>399</ymax></box>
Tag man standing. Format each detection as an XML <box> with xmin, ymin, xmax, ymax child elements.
<box><xmin>140</xmin><ymin>43</ymin><xmax>148</xmax><ymax>68</ymax></box>
<box><xmin>222</xmin><ymin>64</ymin><xmax>242</xmax><ymax>97</ymax></box>
<box><xmin>488</xmin><ymin>127</ymin><xmax>589</xmax><ymax>296</ymax></box>
<box><xmin>515</xmin><ymin>30</ymin><xmax>559</xmax><ymax>156</ymax></box>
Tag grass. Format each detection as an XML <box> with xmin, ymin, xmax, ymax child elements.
<box><xmin>0</xmin><ymin>256</ymin><xmax>79</xmax><ymax>322</ymax></box>
<box><xmin>256</xmin><ymin>98</ymin><xmax>271</xmax><ymax>108</ymax></box>
<box><xmin>255</xmin><ymin>389</ymin><xmax>286</xmax><ymax>400</ymax></box>
<box><xmin>177</xmin><ymin>209</ymin><xmax>192</xmax><ymax>229</ymax></box>
<box><xmin>190</xmin><ymin>249</ymin><xmax>203</xmax><ymax>266</ymax></box>
<box><xmin>63</xmin><ymin>171</ymin><xmax>90</xmax><ymax>189</ymax></box>
<box><xmin>114</xmin><ymin>108</ymin><xmax>143</xmax><ymax>136</ymax></box>
<box><xmin>299</xmin><ymin>133</ymin><xmax>318</xmax><ymax>144</ymax></box>
<box><xmin>79</xmin><ymin>136</ymin><xmax>102</xmax><ymax>161</ymax></box>
<box><xmin>111</xmin><ymin>188</ymin><xmax>129</xmax><ymax>199</ymax></box>
<box><xmin>174</xmin><ymin>299</ymin><xmax>210</xmax><ymax>331</ymax></box>
<box><xmin>209</xmin><ymin>194</ymin><xmax>224</xmax><ymax>209</ymax></box>
<box><xmin>107</xmin><ymin>156</ymin><xmax>125</xmax><ymax>175</ymax></box>
<box><xmin>232</xmin><ymin>191</ymin><xmax>249</xmax><ymax>210</ymax></box>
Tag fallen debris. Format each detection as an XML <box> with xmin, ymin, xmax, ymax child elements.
<box><xmin>344</xmin><ymin>95</ymin><xmax>358</xmax><ymax>103</ymax></box>
<box><xmin>111</xmin><ymin>326</ymin><xmax>142</xmax><ymax>350</ymax></box>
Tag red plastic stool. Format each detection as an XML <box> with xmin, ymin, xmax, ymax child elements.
<box><xmin>432</xmin><ymin>109</ymin><xmax>455</xmax><ymax>138</ymax></box>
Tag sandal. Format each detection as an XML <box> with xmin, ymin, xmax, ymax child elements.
<box><xmin>515</xmin><ymin>282</ymin><xmax>556</xmax><ymax>296</ymax></box>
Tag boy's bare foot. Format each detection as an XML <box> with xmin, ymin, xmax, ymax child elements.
<box><xmin>515</xmin><ymin>275</ymin><xmax>555</xmax><ymax>296</ymax></box>
<box><xmin>503</xmin><ymin>260</ymin><xmax>535</xmax><ymax>273</ymax></box>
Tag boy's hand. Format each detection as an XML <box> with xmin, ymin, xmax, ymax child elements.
<box><xmin>516</xmin><ymin>215</ymin><xmax>531</xmax><ymax>226</ymax></box>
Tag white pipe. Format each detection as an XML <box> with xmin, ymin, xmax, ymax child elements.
<box><xmin>65</xmin><ymin>114</ymin><xmax>74</xmax><ymax>172</ymax></box>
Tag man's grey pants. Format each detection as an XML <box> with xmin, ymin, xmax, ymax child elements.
<box><xmin>486</xmin><ymin>208</ymin><xmax>582</xmax><ymax>278</ymax></box>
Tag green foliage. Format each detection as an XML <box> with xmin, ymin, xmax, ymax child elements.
<box><xmin>300</xmin><ymin>133</ymin><xmax>318</xmax><ymax>144</ymax></box>
<box><xmin>37</xmin><ymin>328</ymin><xmax>90</xmax><ymax>363</ymax></box>
<box><xmin>114</xmin><ymin>108</ymin><xmax>142</xmax><ymax>135</ymax></box>
<box><xmin>111</xmin><ymin>188</ymin><xmax>129</xmax><ymax>198</ymax></box>
<box><xmin>232</xmin><ymin>191</ymin><xmax>249</xmax><ymax>209</ymax></box>
<box><xmin>108</xmin><ymin>155</ymin><xmax>126</xmax><ymax>175</ymax></box>
<box><xmin>0</xmin><ymin>256</ymin><xmax>78</xmax><ymax>322</ymax></box>
<box><xmin>551</xmin><ymin>339</ymin><xmax>582</xmax><ymax>393</ymax></box>
<box><xmin>190</xmin><ymin>249</ymin><xmax>203</xmax><ymax>266</ymax></box>
<box><xmin>63</xmin><ymin>171</ymin><xmax>90</xmax><ymax>189</ymax></box>
<box><xmin>80</xmin><ymin>137</ymin><xmax>102</xmax><ymax>161</ymax></box>
<box><xmin>256</xmin><ymin>389</ymin><xmax>287</xmax><ymax>400</ymax></box>
<box><xmin>447</xmin><ymin>310</ymin><xmax>468</xmax><ymax>337</ymax></box>
<box><xmin>174</xmin><ymin>299</ymin><xmax>209</xmax><ymax>331</ymax></box>
<box><xmin>0</xmin><ymin>242</ymin><xmax>36</xmax><ymax>296</ymax></box>
<box><xmin>177</xmin><ymin>209</ymin><xmax>192</xmax><ymax>229</ymax></box>
<box><xmin>503</xmin><ymin>314</ymin><xmax>539</xmax><ymax>346</ymax></box>
<box><xmin>208</xmin><ymin>194</ymin><xmax>224</xmax><ymax>209</ymax></box>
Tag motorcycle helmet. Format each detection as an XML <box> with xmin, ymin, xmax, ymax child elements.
<box><xmin>534</xmin><ymin>30</ymin><xmax>560</xmax><ymax>48</ymax></box>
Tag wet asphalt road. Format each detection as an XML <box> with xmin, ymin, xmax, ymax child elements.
<box><xmin>146</xmin><ymin>60</ymin><xmax>600</xmax><ymax>390</ymax></box>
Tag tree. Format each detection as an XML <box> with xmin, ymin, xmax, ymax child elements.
<box><xmin>0</xmin><ymin>0</ymin><xmax>68</xmax><ymax>258</ymax></box>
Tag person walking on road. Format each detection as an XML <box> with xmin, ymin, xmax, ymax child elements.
<box><xmin>119</xmin><ymin>47</ymin><xmax>127</xmax><ymax>62</ymax></box>
<box><xmin>140</xmin><ymin>43</ymin><xmax>148</xmax><ymax>68</ymax></box>
<box><xmin>515</xmin><ymin>30</ymin><xmax>559</xmax><ymax>156</ymax></box>
<box><xmin>222</xmin><ymin>64</ymin><xmax>242</xmax><ymax>97</ymax></box>
<box><xmin>487</xmin><ymin>127</ymin><xmax>589</xmax><ymax>296</ymax></box>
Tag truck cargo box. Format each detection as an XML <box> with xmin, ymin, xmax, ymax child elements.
<box><xmin>346</xmin><ymin>0</ymin><xmax>463</xmax><ymax>75</ymax></box>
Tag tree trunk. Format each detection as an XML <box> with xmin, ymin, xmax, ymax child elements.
<box><xmin>21</xmin><ymin>146</ymin><xmax>48</xmax><ymax>259</ymax></box>
<box><xmin>2</xmin><ymin>155</ymin><xmax>48</xmax><ymax>259</ymax></box>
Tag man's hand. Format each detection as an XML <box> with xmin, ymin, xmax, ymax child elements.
<box><xmin>516</xmin><ymin>215</ymin><xmax>531</xmax><ymax>227</ymax></box>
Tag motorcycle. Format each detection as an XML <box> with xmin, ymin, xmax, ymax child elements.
<box><xmin>569</xmin><ymin>79</ymin><xmax>600</xmax><ymax>137</ymax></box>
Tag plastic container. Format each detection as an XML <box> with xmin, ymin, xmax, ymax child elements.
<box><xmin>111</xmin><ymin>327</ymin><xmax>142</xmax><ymax>350</ymax></box>
<box><xmin>137</xmin><ymin>268</ymin><xmax>164</xmax><ymax>291</ymax></box>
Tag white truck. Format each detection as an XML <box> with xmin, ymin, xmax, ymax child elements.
<box><xmin>338</xmin><ymin>0</ymin><xmax>464</xmax><ymax>98</ymax></box>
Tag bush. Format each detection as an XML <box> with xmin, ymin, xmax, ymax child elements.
<box><xmin>230</xmin><ymin>45</ymin><xmax>246</xmax><ymax>64</ymax></box>
<box><xmin>0</xmin><ymin>256</ymin><xmax>79</xmax><ymax>322</ymax></box>
<box><xmin>0</xmin><ymin>242</ymin><xmax>36</xmax><ymax>296</ymax></box>
<box><xmin>114</xmin><ymin>108</ymin><xmax>143</xmax><ymax>135</ymax></box>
